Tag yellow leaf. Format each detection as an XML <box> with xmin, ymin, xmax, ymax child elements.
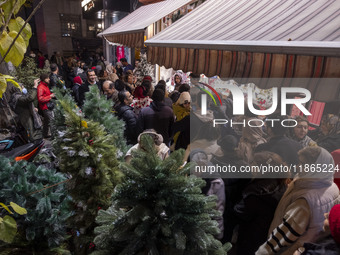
<box><xmin>0</xmin><ymin>215</ymin><xmax>17</xmax><ymax>243</ymax></box>
<box><xmin>0</xmin><ymin>31</ymin><xmax>12</xmax><ymax>57</ymax></box>
<box><xmin>0</xmin><ymin>203</ymin><xmax>13</xmax><ymax>214</ymax></box>
<box><xmin>0</xmin><ymin>74</ymin><xmax>14</xmax><ymax>79</ymax></box>
<box><xmin>0</xmin><ymin>217</ymin><xmax>3</xmax><ymax>224</ymax></box>
<box><xmin>0</xmin><ymin>31</ymin><xmax>27</xmax><ymax>66</ymax></box>
<box><xmin>1</xmin><ymin>0</ymin><xmax>26</xmax><ymax>22</ymax></box>
<box><xmin>8</xmin><ymin>17</ymin><xmax>32</xmax><ymax>47</ymax></box>
<box><xmin>10</xmin><ymin>202</ymin><xmax>27</xmax><ymax>215</ymax></box>
<box><xmin>6</xmin><ymin>79</ymin><xmax>20</xmax><ymax>90</ymax></box>
<box><xmin>81</xmin><ymin>120</ymin><xmax>88</xmax><ymax>128</ymax></box>
<box><xmin>0</xmin><ymin>76</ymin><xmax>7</xmax><ymax>99</ymax></box>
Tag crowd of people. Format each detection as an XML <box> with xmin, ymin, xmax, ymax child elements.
<box><xmin>4</xmin><ymin>50</ymin><xmax>340</xmax><ymax>255</ymax></box>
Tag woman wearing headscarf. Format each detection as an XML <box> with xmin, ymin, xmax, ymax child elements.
<box><xmin>317</xmin><ymin>114</ymin><xmax>340</xmax><ymax>153</ymax></box>
<box><xmin>124</xmin><ymin>129</ymin><xmax>169</xmax><ymax>164</ymax></box>
<box><xmin>173</xmin><ymin>73</ymin><xmax>182</xmax><ymax>91</ymax></box>
<box><xmin>256</xmin><ymin>146</ymin><xmax>340</xmax><ymax>255</ymax></box>
<box><xmin>105</xmin><ymin>63</ymin><xmax>119</xmax><ymax>82</ymax></box>
<box><xmin>290</xmin><ymin>116</ymin><xmax>316</xmax><ymax>148</ymax></box>
<box><xmin>131</xmin><ymin>79</ymin><xmax>153</xmax><ymax>116</ymax></box>
<box><xmin>189</xmin><ymin>149</ymin><xmax>225</xmax><ymax>240</ymax></box>
<box><xmin>171</xmin><ymin>92</ymin><xmax>191</xmax><ymax>150</ymax></box>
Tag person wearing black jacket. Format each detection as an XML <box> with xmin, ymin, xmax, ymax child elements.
<box><xmin>49</xmin><ymin>64</ymin><xmax>65</xmax><ymax>90</ymax></box>
<box><xmin>78</xmin><ymin>69</ymin><xmax>100</xmax><ymax>107</ymax></box>
<box><xmin>7</xmin><ymin>79</ymin><xmax>43</xmax><ymax>142</ymax></box>
<box><xmin>115</xmin><ymin>90</ymin><xmax>137</xmax><ymax>145</ymax></box>
<box><xmin>137</xmin><ymin>89</ymin><xmax>174</xmax><ymax>145</ymax></box>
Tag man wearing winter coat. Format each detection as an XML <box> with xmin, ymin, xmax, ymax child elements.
<box><xmin>78</xmin><ymin>69</ymin><xmax>100</xmax><ymax>107</ymax></box>
<box><xmin>137</xmin><ymin>89</ymin><xmax>174</xmax><ymax>145</ymax></box>
<box><xmin>49</xmin><ymin>64</ymin><xmax>65</xmax><ymax>90</ymax></box>
<box><xmin>115</xmin><ymin>90</ymin><xmax>138</xmax><ymax>145</ymax></box>
<box><xmin>7</xmin><ymin>79</ymin><xmax>43</xmax><ymax>142</ymax></box>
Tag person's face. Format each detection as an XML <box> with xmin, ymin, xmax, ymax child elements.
<box><xmin>124</xmin><ymin>92</ymin><xmax>133</xmax><ymax>105</ymax></box>
<box><xmin>127</xmin><ymin>75</ymin><xmax>133</xmax><ymax>84</ymax></box>
<box><xmin>44</xmin><ymin>77</ymin><xmax>50</xmax><ymax>84</ymax></box>
<box><xmin>321</xmin><ymin>119</ymin><xmax>331</xmax><ymax>135</ymax></box>
<box><xmin>103</xmin><ymin>83</ymin><xmax>115</xmax><ymax>97</ymax></box>
<box><xmin>183</xmin><ymin>100</ymin><xmax>191</xmax><ymax>110</ymax></box>
<box><xmin>80</xmin><ymin>62</ymin><xmax>85</xmax><ymax>68</ymax></box>
<box><xmin>175</xmin><ymin>75</ymin><xmax>181</xmax><ymax>84</ymax></box>
<box><xmin>87</xmin><ymin>71</ymin><xmax>96</xmax><ymax>83</ymax></box>
<box><xmin>294</xmin><ymin>121</ymin><xmax>308</xmax><ymax>140</ymax></box>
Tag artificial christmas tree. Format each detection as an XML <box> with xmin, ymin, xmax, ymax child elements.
<box><xmin>92</xmin><ymin>136</ymin><xmax>231</xmax><ymax>255</ymax></box>
<box><xmin>134</xmin><ymin>53</ymin><xmax>155</xmax><ymax>87</ymax></box>
<box><xmin>53</xmin><ymin>96</ymin><xmax>122</xmax><ymax>254</ymax></box>
<box><xmin>83</xmin><ymin>85</ymin><xmax>128</xmax><ymax>159</ymax></box>
<box><xmin>12</xmin><ymin>57</ymin><xmax>49</xmax><ymax>89</ymax></box>
<box><xmin>0</xmin><ymin>156</ymin><xmax>72</xmax><ymax>254</ymax></box>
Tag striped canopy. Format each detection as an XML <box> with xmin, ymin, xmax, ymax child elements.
<box><xmin>98</xmin><ymin>0</ymin><xmax>194</xmax><ymax>48</ymax></box>
<box><xmin>145</xmin><ymin>0</ymin><xmax>340</xmax><ymax>81</ymax></box>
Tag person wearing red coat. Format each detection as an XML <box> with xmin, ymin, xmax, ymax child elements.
<box><xmin>37</xmin><ymin>73</ymin><xmax>55</xmax><ymax>138</ymax></box>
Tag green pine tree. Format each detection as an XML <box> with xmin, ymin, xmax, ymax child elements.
<box><xmin>11</xmin><ymin>57</ymin><xmax>49</xmax><ymax>89</ymax></box>
<box><xmin>0</xmin><ymin>156</ymin><xmax>72</xmax><ymax>254</ymax></box>
<box><xmin>52</xmin><ymin>88</ymin><xmax>77</xmax><ymax>131</ymax></box>
<box><xmin>53</xmin><ymin>96</ymin><xmax>122</xmax><ymax>254</ymax></box>
<box><xmin>92</xmin><ymin>136</ymin><xmax>230</xmax><ymax>255</ymax></box>
<box><xmin>134</xmin><ymin>53</ymin><xmax>154</xmax><ymax>87</ymax></box>
<box><xmin>83</xmin><ymin>85</ymin><xmax>128</xmax><ymax>159</ymax></box>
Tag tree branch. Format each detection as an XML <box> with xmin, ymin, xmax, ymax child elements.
<box><xmin>0</xmin><ymin>0</ymin><xmax>47</xmax><ymax>66</ymax></box>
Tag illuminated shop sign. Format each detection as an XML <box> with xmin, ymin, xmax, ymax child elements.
<box><xmin>81</xmin><ymin>0</ymin><xmax>95</xmax><ymax>11</ymax></box>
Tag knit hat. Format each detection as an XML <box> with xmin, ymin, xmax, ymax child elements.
<box><xmin>177</xmin><ymin>91</ymin><xmax>191</xmax><ymax>105</ymax></box>
<box><xmin>73</xmin><ymin>76</ymin><xmax>82</xmax><ymax>85</ymax></box>
<box><xmin>138</xmin><ymin>129</ymin><xmax>163</xmax><ymax>146</ymax></box>
<box><xmin>189</xmin><ymin>149</ymin><xmax>208</xmax><ymax>164</ymax></box>
<box><xmin>329</xmin><ymin>204</ymin><xmax>340</xmax><ymax>244</ymax></box>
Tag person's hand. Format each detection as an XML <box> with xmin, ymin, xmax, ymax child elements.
<box><xmin>50</xmin><ymin>93</ymin><xmax>55</xmax><ymax>98</ymax></box>
<box><xmin>294</xmin><ymin>247</ymin><xmax>305</xmax><ymax>254</ymax></box>
<box><xmin>34</xmin><ymin>107</ymin><xmax>38</xmax><ymax>112</ymax></box>
<box><xmin>34</xmin><ymin>79</ymin><xmax>40</xmax><ymax>88</ymax></box>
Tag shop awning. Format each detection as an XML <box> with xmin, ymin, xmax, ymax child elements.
<box><xmin>145</xmin><ymin>0</ymin><xmax>340</xmax><ymax>79</ymax></box>
<box><xmin>98</xmin><ymin>0</ymin><xmax>194</xmax><ymax>48</ymax></box>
